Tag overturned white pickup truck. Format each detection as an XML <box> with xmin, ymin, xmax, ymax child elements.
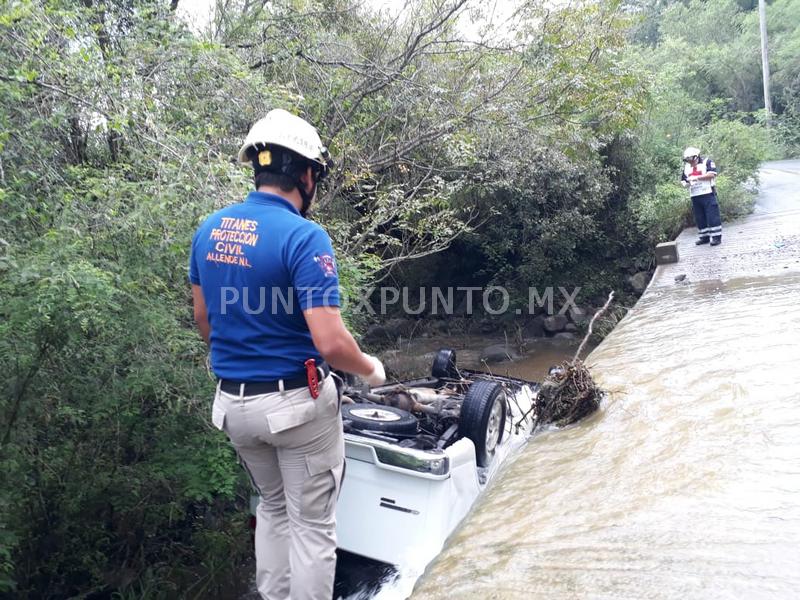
<box><xmin>336</xmin><ymin>349</ymin><xmax>538</xmax><ymax>568</ymax></box>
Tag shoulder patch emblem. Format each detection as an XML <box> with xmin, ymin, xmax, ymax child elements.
<box><xmin>314</xmin><ymin>253</ymin><xmax>337</xmax><ymax>277</ymax></box>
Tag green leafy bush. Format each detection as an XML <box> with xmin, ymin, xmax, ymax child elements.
<box><xmin>701</xmin><ymin>119</ymin><xmax>777</xmax><ymax>183</ymax></box>
<box><xmin>633</xmin><ymin>182</ymin><xmax>691</xmax><ymax>243</ymax></box>
<box><xmin>715</xmin><ymin>174</ymin><xmax>757</xmax><ymax>219</ymax></box>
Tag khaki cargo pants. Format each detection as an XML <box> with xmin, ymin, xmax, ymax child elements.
<box><xmin>212</xmin><ymin>374</ymin><xmax>344</xmax><ymax>600</ymax></box>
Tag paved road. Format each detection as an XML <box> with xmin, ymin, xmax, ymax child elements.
<box><xmin>651</xmin><ymin>159</ymin><xmax>800</xmax><ymax>288</ymax></box>
<box><xmin>755</xmin><ymin>159</ymin><xmax>800</xmax><ymax>215</ymax></box>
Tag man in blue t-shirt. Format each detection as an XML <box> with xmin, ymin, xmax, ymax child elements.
<box><xmin>189</xmin><ymin>109</ymin><xmax>385</xmax><ymax>600</ymax></box>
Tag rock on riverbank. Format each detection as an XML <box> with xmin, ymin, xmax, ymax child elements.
<box><xmin>362</xmin><ymin>304</ymin><xmax>598</xmax><ymax>349</ymax></box>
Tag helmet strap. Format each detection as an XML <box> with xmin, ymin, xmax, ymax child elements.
<box><xmin>298</xmin><ymin>178</ymin><xmax>317</xmax><ymax>217</ymax></box>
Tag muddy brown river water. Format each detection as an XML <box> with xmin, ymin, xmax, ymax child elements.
<box><xmin>413</xmin><ymin>274</ymin><xmax>800</xmax><ymax>599</ymax></box>
<box><xmin>382</xmin><ymin>335</ymin><xmax>591</xmax><ymax>382</ymax></box>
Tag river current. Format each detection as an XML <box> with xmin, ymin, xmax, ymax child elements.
<box><xmin>412</xmin><ymin>273</ymin><xmax>800</xmax><ymax>599</ymax></box>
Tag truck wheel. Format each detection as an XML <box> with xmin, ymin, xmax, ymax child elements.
<box><xmin>459</xmin><ymin>380</ymin><xmax>507</xmax><ymax>467</ymax></box>
<box><xmin>342</xmin><ymin>403</ymin><xmax>418</xmax><ymax>435</ymax></box>
<box><xmin>431</xmin><ymin>348</ymin><xmax>458</xmax><ymax>379</ymax></box>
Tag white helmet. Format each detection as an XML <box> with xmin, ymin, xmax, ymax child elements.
<box><xmin>237</xmin><ymin>109</ymin><xmax>331</xmax><ymax>177</ymax></box>
<box><xmin>683</xmin><ymin>146</ymin><xmax>701</xmax><ymax>160</ymax></box>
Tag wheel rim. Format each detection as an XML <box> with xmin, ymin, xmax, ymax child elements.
<box><xmin>351</xmin><ymin>408</ymin><xmax>403</xmax><ymax>422</ymax></box>
<box><xmin>484</xmin><ymin>396</ymin><xmax>504</xmax><ymax>454</ymax></box>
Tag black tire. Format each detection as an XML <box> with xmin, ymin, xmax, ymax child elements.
<box><xmin>342</xmin><ymin>403</ymin><xmax>418</xmax><ymax>435</ymax></box>
<box><xmin>431</xmin><ymin>348</ymin><xmax>458</xmax><ymax>379</ymax></box>
<box><xmin>459</xmin><ymin>381</ymin><xmax>507</xmax><ymax>467</ymax></box>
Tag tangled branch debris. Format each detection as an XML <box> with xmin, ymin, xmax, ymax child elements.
<box><xmin>535</xmin><ymin>291</ymin><xmax>614</xmax><ymax>428</ymax></box>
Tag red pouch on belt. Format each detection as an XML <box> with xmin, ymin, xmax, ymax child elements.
<box><xmin>304</xmin><ymin>358</ymin><xmax>320</xmax><ymax>399</ymax></box>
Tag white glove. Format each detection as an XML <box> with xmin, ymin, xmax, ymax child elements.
<box><xmin>363</xmin><ymin>354</ymin><xmax>386</xmax><ymax>387</ymax></box>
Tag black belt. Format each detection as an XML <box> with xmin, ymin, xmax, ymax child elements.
<box><xmin>219</xmin><ymin>362</ymin><xmax>330</xmax><ymax>396</ymax></box>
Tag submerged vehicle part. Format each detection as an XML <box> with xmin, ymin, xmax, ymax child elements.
<box><xmin>459</xmin><ymin>380</ymin><xmax>507</xmax><ymax>467</ymax></box>
<box><xmin>340</xmin><ymin>350</ymin><xmax>530</xmax><ymax>464</ymax></box>
<box><xmin>431</xmin><ymin>348</ymin><xmax>459</xmax><ymax>379</ymax></box>
<box><xmin>335</xmin><ymin>348</ymin><xmax>538</xmax><ymax>567</ymax></box>
<box><xmin>342</xmin><ymin>403</ymin><xmax>418</xmax><ymax>435</ymax></box>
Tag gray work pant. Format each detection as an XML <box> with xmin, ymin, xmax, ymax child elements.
<box><xmin>212</xmin><ymin>375</ymin><xmax>344</xmax><ymax>600</ymax></box>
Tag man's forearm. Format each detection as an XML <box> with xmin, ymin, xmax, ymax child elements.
<box><xmin>303</xmin><ymin>306</ymin><xmax>380</xmax><ymax>378</ymax></box>
<box><xmin>319</xmin><ymin>329</ymin><xmax>374</xmax><ymax>376</ymax></box>
<box><xmin>191</xmin><ymin>284</ymin><xmax>210</xmax><ymax>345</ymax></box>
<box><xmin>197</xmin><ymin>319</ymin><xmax>210</xmax><ymax>345</ymax></box>
<box><xmin>692</xmin><ymin>173</ymin><xmax>717</xmax><ymax>182</ymax></box>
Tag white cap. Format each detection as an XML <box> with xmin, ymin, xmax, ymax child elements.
<box><xmin>683</xmin><ymin>146</ymin><xmax>701</xmax><ymax>159</ymax></box>
<box><xmin>238</xmin><ymin>109</ymin><xmax>329</xmax><ymax>172</ymax></box>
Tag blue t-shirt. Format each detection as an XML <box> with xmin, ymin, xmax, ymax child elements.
<box><xmin>189</xmin><ymin>191</ymin><xmax>340</xmax><ymax>381</ymax></box>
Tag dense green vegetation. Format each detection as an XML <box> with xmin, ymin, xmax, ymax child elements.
<box><xmin>0</xmin><ymin>0</ymin><xmax>797</xmax><ymax>596</ymax></box>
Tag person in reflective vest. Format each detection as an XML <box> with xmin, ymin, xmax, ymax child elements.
<box><xmin>681</xmin><ymin>146</ymin><xmax>722</xmax><ymax>246</ymax></box>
